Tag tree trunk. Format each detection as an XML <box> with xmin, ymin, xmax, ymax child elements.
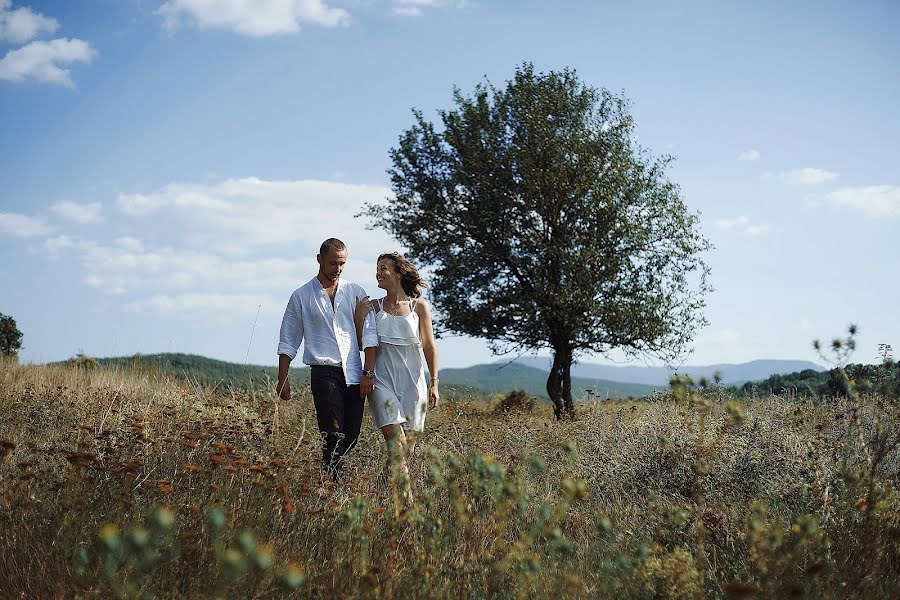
<box><xmin>546</xmin><ymin>345</ymin><xmax>574</xmax><ymax>420</ymax></box>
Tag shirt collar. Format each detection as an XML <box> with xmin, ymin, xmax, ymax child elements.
<box><xmin>310</xmin><ymin>275</ymin><xmax>347</xmax><ymax>292</ymax></box>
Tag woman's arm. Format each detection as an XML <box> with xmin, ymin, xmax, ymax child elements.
<box><xmin>416</xmin><ymin>300</ymin><xmax>440</xmax><ymax>408</ymax></box>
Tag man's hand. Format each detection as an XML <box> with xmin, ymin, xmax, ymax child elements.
<box><xmin>360</xmin><ymin>373</ymin><xmax>375</xmax><ymax>399</ymax></box>
<box><xmin>277</xmin><ymin>378</ymin><xmax>291</xmax><ymax>402</ymax></box>
<box><xmin>355</xmin><ymin>296</ymin><xmax>374</xmax><ymax>321</ymax></box>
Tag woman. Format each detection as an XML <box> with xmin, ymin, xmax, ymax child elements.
<box><xmin>354</xmin><ymin>252</ymin><xmax>439</xmax><ymax>510</ymax></box>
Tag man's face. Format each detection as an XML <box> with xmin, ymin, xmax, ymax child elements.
<box><xmin>317</xmin><ymin>248</ymin><xmax>347</xmax><ymax>283</ymax></box>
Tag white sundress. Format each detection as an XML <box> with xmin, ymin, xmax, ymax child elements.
<box><xmin>369</xmin><ymin>299</ymin><xmax>428</xmax><ymax>431</ymax></box>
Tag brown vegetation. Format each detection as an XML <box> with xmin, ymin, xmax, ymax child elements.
<box><xmin>0</xmin><ymin>358</ymin><xmax>897</xmax><ymax>598</ymax></box>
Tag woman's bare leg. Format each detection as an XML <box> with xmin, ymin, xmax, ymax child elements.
<box><xmin>405</xmin><ymin>431</ymin><xmax>417</xmax><ymax>459</ymax></box>
<box><xmin>381</xmin><ymin>424</ymin><xmax>414</xmax><ymax>514</ymax></box>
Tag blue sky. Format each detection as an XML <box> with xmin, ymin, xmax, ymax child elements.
<box><xmin>1</xmin><ymin>0</ymin><xmax>898</xmax><ymax>369</ymax></box>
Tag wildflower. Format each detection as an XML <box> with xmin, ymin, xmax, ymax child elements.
<box><xmin>252</xmin><ymin>543</ymin><xmax>274</xmax><ymax>571</ymax></box>
<box><xmin>207</xmin><ymin>506</ymin><xmax>226</xmax><ymax>532</ymax></box>
<box><xmin>279</xmin><ymin>563</ymin><xmax>305</xmax><ymax>590</ymax></box>
<box><xmin>66</xmin><ymin>452</ymin><xmax>97</xmax><ymax>467</ymax></box>
<box><xmin>221</xmin><ymin>548</ymin><xmax>247</xmax><ymax>579</ymax></box>
<box><xmin>237</xmin><ymin>530</ymin><xmax>257</xmax><ymax>554</ymax></box>
<box><xmin>148</xmin><ymin>506</ymin><xmax>175</xmax><ymax>531</ymax></box>
<box><xmin>179</xmin><ymin>462</ymin><xmax>207</xmax><ymax>474</ymax></box>
<box><xmin>128</xmin><ymin>527</ymin><xmax>150</xmax><ymax>549</ymax></box>
<box><xmin>98</xmin><ymin>524</ymin><xmax>121</xmax><ymax>552</ymax></box>
<box><xmin>0</xmin><ymin>439</ymin><xmax>14</xmax><ymax>461</ymax></box>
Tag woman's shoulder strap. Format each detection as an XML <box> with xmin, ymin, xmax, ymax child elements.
<box><xmin>411</xmin><ymin>296</ymin><xmax>427</xmax><ymax>316</ymax></box>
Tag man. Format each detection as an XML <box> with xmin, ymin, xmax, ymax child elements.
<box><xmin>277</xmin><ymin>238</ymin><xmax>377</xmax><ymax>480</ymax></box>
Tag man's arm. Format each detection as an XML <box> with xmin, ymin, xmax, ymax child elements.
<box><xmin>277</xmin><ymin>353</ymin><xmax>292</xmax><ymax>401</ymax></box>
<box><xmin>354</xmin><ymin>296</ymin><xmax>373</xmax><ymax>347</ymax></box>
<box><xmin>360</xmin><ymin>346</ymin><xmax>376</xmax><ymax>399</ymax></box>
<box><xmin>355</xmin><ymin>286</ymin><xmax>378</xmax><ymax>399</ymax></box>
<box><xmin>276</xmin><ymin>292</ymin><xmax>304</xmax><ymax>401</ymax></box>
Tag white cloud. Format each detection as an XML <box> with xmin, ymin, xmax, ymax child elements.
<box><xmin>392</xmin><ymin>0</ymin><xmax>471</xmax><ymax>17</ymax></box>
<box><xmin>157</xmin><ymin>0</ymin><xmax>349</xmax><ymax>36</ymax></box>
<box><xmin>0</xmin><ymin>37</ymin><xmax>96</xmax><ymax>87</ymax></box>
<box><xmin>126</xmin><ymin>293</ymin><xmax>281</xmax><ymax>316</ymax></box>
<box><xmin>716</xmin><ymin>216</ymin><xmax>750</xmax><ymax>230</ymax></box>
<box><xmin>10</xmin><ymin>177</ymin><xmax>397</xmax><ymax>317</ymax></box>
<box><xmin>773</xmin><ymin>167</ymin><xmax>838</xmax><ymax>185</ymax></box>
<box><xmin>115</xmin><ymin>177</ymin><xmax>395</xmax><ymax>256</ymax></box>
<box><xmin>715</xmin><ymin>215</ymin><xmax>770</xmax><ymax>237</ymax></box>
<box><xmin>744</xmin><ymin>224</ymin><xmax>770</xmax><ymax>236</ymax></box>
<box><xmin>0</xmin><ymin>0</ymin><xmax>58</xmax><ymax>43</ymax></box>
<box><xmin>826</xmin><ymin>185</ymin><xmax>900</xmax><ymax>218</ymax></box>
<box><xmin>51</xmin><ymin>200</ymin><xmax>103</xmax><ymax>224</ymax></box>
<box><xmin>44</xmin><ymin>235</ymin><xmax>307</xmax><ymax>294</ymax></box>
<box><xmin>114</xmin><ymin>237</ymin><xmax>144</xmax><ymax>252</ymax></box>
<box><xmin>803</xmin><ymin>194</ymin><xmax>822</xmax><ymax>209</ymax></box>
<box><xmin>392</xmin><ymin>0</ymin><xmax>441</xmax><ymax>17</ymax></box>
<box><xmin>737</xmin><ymin>149</ymin><xmax>760</xmax><ymax>161</ymax></box>
<box><xmin>0</xmin><ymin>211</ymin><xmax>52</xmax><ymax>237</ymax></box>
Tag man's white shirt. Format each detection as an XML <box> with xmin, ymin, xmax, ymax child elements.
<box><xmin>277</xmin><ymin>277</ymin><xmax>378</xmax><ymax>385</ymax></box>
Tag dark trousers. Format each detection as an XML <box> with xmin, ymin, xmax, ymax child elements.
<box><xmin>309</xmin><ymin>365</ymin><xmax>363</xmax><ymax>478</ymax></box>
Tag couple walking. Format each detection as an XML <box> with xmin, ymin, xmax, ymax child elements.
<box><xmin>276</xmin><ymin>238</ymin><xmax>439</xmax><ymax>506</ymax></box>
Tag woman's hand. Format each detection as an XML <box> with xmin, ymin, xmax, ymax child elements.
<box><xmin>428</xmin><ymin>382</ymin><xmax>440</xmax><ymax>409</ymax></box>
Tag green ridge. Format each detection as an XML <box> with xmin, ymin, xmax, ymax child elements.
<box><xmin>64</xmin><ymin>353</ymin><xmax>660</xmax><ymax>401</ymax></box>
<box><xmin>439</xmin><ymin>362</ymin><xmax>660</xmax><ymax>400</ymax></box>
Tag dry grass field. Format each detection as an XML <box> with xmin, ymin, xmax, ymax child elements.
<box><xmin>1</xmin><ymin>358</ymin><xmax>898</xmax><ymax>599</ymax></box>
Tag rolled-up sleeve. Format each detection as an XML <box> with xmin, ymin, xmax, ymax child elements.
<box><xmin>354</xmin><ymin>283</ymin><xmax>379</xmax><ymax>350</ymax></box>
<box><xmin>277</xmin><ymin>291</ymin><xmax>304</xmax><ymax>360</ymax></box>
<box><xmin>361</xmin><ymin>310</ymin><xmax>378</xmax><ymax>350</ymax></box>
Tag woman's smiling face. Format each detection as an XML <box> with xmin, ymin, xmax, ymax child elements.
<box><xmin>375</xmin><ymin>258</ymin><xmax>399</xmax><ymax>290</ymax></box>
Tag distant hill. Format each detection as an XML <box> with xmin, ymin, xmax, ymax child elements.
<box><xmin>66</xmin><ymin>353</ymin><xmax>658</xmax><ymax>401</ymax></box>
<box><xmin>731</xmin><ymin>361</ymin><xmax>900</xmax><ymax>398</ymax></box>
<box><xmin>515</xmin><ymin>357</ymin><xmax>826</xmax><ymax>387</ymax></box>
<box><xmin>83</xmin><ymin>353</ymin><xmax>308</xmax><ymax>392</ymax></box>
<box><xmin>439</xmin><ymin>362</ymin><xmax>660</xmax><ymax>401</ymax></box>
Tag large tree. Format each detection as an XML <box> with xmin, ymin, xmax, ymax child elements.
<box><xmin>0</xmin><ymin>312</ymin><xmax>23</xmax><ymax>358</ymax></box>
<box><xmin>364</xmin><ymin>63</ymin><xmax>712</xmax><ymax>418</ymax></box>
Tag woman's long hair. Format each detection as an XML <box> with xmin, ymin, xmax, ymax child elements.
<box><xmin>378</xmin><ymin>252</ymin><xmax>426</xmax><ymax>298</ymax></box>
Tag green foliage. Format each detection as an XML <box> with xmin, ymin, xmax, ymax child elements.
<box><xmin>74</xmin><ymin>504</ymin><xmax>301</xmax><ymax>598</ymax></box>
<box><xmin>0</xmin><ymin>312</ymin><xmax>23</xmax><ymax>357</ymax></box>
<box><xmin>735</xmin><ymin>362</ymin><xmax>900</xmax><ymax>399</ymax></box>
<box><xmin>363</xmin><ymin>62</ymin><xmax>711</xmax><ymax>418</ymax></box>
<box><xmin>733</xmin><ymin>329</ymin><xmax>900</xmax><ymax>399</ymax></box>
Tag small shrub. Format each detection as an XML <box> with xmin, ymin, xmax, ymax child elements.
<box><xmin>492</xmin><ymin>389</ymin><xmax>537</xmax><ymax>414</ymax></box>
<box><xmin>67</xmin><ymin>352</ymin><xmax>99</xmax><ymax>370</ymax></box>
<box><xmin>636</xmin><ymin>545</ymin><xmax>704</xmax><ymax>600</ymax></box>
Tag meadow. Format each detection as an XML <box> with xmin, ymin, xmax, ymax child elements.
<box><xmin>1</xmin><ymin>358</ymin><xmax>897</xmax><ymax>599</ymax></box>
